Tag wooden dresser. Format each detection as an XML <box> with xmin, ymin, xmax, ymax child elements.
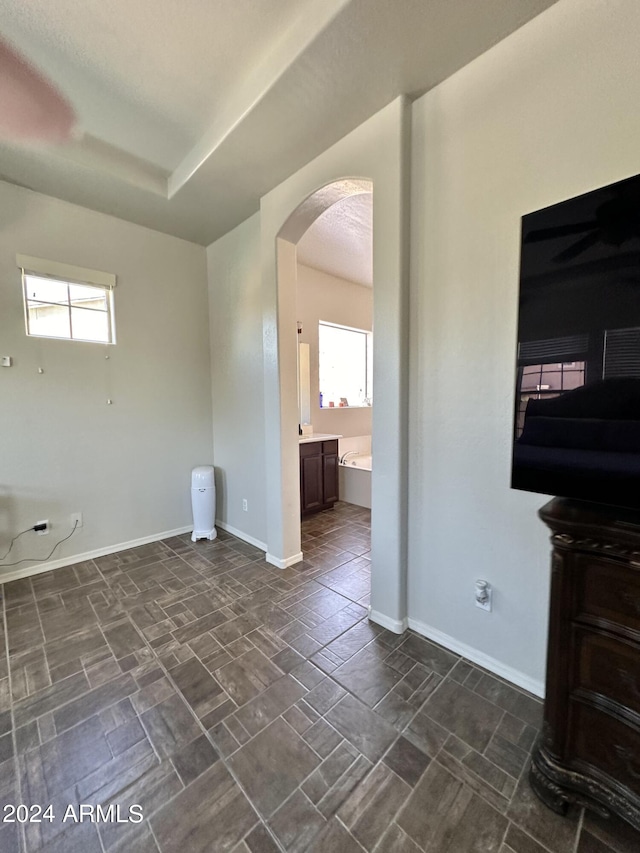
<box><xmin>531</xmin><ymin>498</ymin><xmax>640</xmax><ymax>830</ymax></box>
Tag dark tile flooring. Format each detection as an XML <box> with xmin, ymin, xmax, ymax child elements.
<box><xmin>0</xmin><ymin>501</ymin><xmax>639</xmax><ymax>852</ymax></box>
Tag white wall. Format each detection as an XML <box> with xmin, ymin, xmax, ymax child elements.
<box><xmin>296</xmin><ymin>263</ymin><xmax>372</xmax><ymax>439</ymax></box>
<box><xmin>409</xmin><ymin>0</ymin><xmax>640</xmax><ymax>693</ymax></box>
<box><xmin>206</xmin><ymin>99</ymin><xmax>410</xmax><ymax>615</ymax></box>
<box><xmin>260</xmin><ymin>97</ymin><xmax>411</xmax><ymax>622</ymax></box>
<box><xmin>0</xmin><ymin>181</ymin><xmax>211</xmax><ymax>579</ymax></box>
<box><xmin>206</xmin><ymin>213</ymin><xmax>267</xmax><ymax>546</ymax></box>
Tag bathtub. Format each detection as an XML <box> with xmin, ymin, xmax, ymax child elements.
<box><xmin>339</xmin><ymin>455</ymin><xmax>372</xmax><ymax>508</ymax></box>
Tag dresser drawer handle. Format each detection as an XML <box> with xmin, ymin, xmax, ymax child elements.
<box><xmin>617</xmin><ymin>668</ymin><xmax>640</xmax><ymax>699</ymax></box>
<box><xmin>620</xmin><ymin>592</ymin><xmax>640</xmax><ymax>615</ymax></box>
<box><xmin>614</xmin><ymin>744</ymin><xmax>640</xmax><ymax>780</ymax></box>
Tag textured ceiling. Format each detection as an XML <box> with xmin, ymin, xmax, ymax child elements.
<box><xmin>0</xmin><ymin>0</ymin><xmax>560</xmax><ymax>245</ymax></box>
<box><xmin>0</xmin><ymin>0</ymin><xmax>344</xmax><ymax>170</ymax></box>
<box><xmin>297</xmin><ymin>193</ymin><xmax>373</xmax><ymax>287</ymax></box>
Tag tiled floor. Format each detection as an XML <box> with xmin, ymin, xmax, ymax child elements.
<box><xmin>1</xmin><ymin>501</ymin><xmax>639</xmax><ymax>853</ymax></box>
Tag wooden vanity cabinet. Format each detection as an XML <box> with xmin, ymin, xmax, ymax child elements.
<box><xmin>300</xmin><ymin>440</ymin><xmax>339</xmax><ymax>516</ymax></box>
<box><xmin>531</xmin><ymin>497</ymin><xmax>640</xmax><ymax>831</ymax></box>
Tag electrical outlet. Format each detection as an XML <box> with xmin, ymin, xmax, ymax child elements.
<box><xmin>476</xmin><ymin>591</ymin><xmax>492</xmax><ymax>612</ymax></box>
<box><xmin>242</xmin><ymin>499</ymin><xmax>248</xmax><ymax>512</ymax></box>
<box><xmin>35</xmin><ymin>520</ymin><xmax>49</xmax><ymax>536</ymax></box>
<box><xmin>475</xmin><ymin>579</ymin><xmax>492</xmax><ymax>612</ymax></box>
<box><xmin>71</xmin><ymin>512</ymin><xmax>83</xmax><ymax>528</ymax></box>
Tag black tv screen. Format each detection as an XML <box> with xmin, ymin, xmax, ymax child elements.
<box><xmin>512</xmin><ymin>172</ymin><xmax>640</xmax><ymax>511</ymax></box>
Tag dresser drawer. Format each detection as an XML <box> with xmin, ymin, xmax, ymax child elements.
<box><xmin>576</xmin><ymin>628</ymin><xmax>640</xmax><ymax>717</ymax></box>
<box><xmin>569</xmin><ymin>702</ymin><xmax>640</xmax><ymax>795</ymax></box>
<box><xmin>576</xmin><ymin>555</ymin><xmax>640</xmax><ymax>634</ymax></box>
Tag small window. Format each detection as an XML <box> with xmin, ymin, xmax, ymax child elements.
<box><xmin>319</xmin><ymin>321</ymin><xmax>372</xmax><ymax>408</ymax></box>
<box><xmin>18</xmin><ymin>255</ymin><xmax>116</xmax><ymax>344</ymax></box>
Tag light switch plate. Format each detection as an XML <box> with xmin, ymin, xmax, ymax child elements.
<box><xmin>1</xmin><ymin>356</ymin><xmax>12</xmax><ymax>367</ymax></box>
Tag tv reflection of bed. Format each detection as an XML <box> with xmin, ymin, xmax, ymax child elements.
<box><xmin>512</xmin><ymin>378</ymin><xmax>640</xmax><ymax>507</ymax></box>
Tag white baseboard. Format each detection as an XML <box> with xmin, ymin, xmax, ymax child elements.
<box><xmin>215</xmin><ymin>520</ymin><xmax>267</xmax><ymax>553</ymax></box>
<box><xmin>266</xmin><ymin>551</ymin><xmax>304</xmax><ymax>570</ymax></box>
<box><xmin>0</xmin><ymin>519</ymin><xmax>272</xmax><ymax>586</ymax></box>
<box><xmin>369</xmin><ymin>608</ymin><xmax>408</xmax><ymax>635</ymax></box>
<box><xmin>0</xmin><ymin>525</ymin><xmax>193</xmax><ymax>585</ymax></box>
<box><xmin>407</xmin><ymin>617</ymin><xmax>545</xmax><ymax>698</ymax></box>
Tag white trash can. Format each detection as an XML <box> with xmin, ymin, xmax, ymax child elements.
<box><xmin>191</xmin><ymin>466</ymin><xmax>217</xmax><ymax>542</ymax></box>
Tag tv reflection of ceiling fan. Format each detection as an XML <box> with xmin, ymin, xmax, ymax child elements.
<box><xmin>525</xmin><ymin>185</ymin><xmax>640</xmax><ymax>264</ymax></box>
<box><xmin>0</xmin><ymin>36</ymin><xmax>75</xmax><ymax>143</ymax></box>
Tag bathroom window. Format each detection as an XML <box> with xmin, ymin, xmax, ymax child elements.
<box><xmin>319</xmin><ymin>320</ymin><xmax>372</xmax><ymax>407</ymax></box>
<box><xmin>18</xmin><ymin>255</ymin><xmax>116</xmax><ymax>344</ymax></box>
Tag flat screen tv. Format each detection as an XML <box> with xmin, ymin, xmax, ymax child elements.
<box><xmin>512</xmin><ymin>172</ymin><xmax>640</xmax><ymax>511</ymax></box>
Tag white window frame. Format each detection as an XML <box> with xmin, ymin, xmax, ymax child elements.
<box><xmin>318</xmin><ymin>320</ymin><xmax>373</xmax><ymax>408</ymax></box>
<box><xmin>17</xmin><ymin>255</ymin><xmax>116</xmax><ymax>344</ymax></box>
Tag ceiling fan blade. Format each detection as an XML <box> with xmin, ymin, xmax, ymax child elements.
<box><xmin>552</xmin><ymin>230</ymin><xmax>601</xmax><ymax>264</ymax></box>
<box><xmin>525</xmin><ymin>221</ymin><xmax>597</xmax><ymax>242</ymax></box>
<box><xmin>0</xmin><ymin>37</ymin><xmax>75</xmax><ymax>143</ymax></box>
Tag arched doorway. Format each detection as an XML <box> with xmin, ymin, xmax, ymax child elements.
<box><xmin>260</xmin><ymin>99</ymin><xmax>411</xmax><ymax>634</ymax></box>
<box><xmin>263</xmin><ymin>172</ymin><xmax>407</xmax><ymax>633</ymax></box>
<box><xmin>271</xmin><ymin>179</ymin><xmax>372</xmax><ymax>566</ymax></box>
<box><xmin>288</xmin><ymin>184</ymin><xmax>374</xmax><ymax>575</ymax></box>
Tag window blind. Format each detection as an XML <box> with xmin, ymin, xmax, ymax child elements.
<box><xmin>518</xmin><ymin>334</ymin><xmax>589</xmax><ymax>365</ymax></box>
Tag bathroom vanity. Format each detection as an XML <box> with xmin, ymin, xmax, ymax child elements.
<box><xmin>299</xmin><ymin>434</ymin><xmax>340</xmax><ymax>516</ymax></box>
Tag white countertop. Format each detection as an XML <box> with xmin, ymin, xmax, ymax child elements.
<box><xmin>298</xmin><ymin>433</ymin><xmax>342</xmax><ymax>444</ymax></box>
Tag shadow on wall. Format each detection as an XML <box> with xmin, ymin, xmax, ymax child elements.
<box><xmin>0</xmin><ymin>183</ymin><xmax>29</xmax><ymax>229</ymax></box>
<box><xmin>0</xmin><ymin>485</ymin><xmax>14</xmax><ymax>551</ymax></box>
<box><xmin>213</xmin><ymin>467</ymin><xmax>226</xmax><ymax>525</ymax></box>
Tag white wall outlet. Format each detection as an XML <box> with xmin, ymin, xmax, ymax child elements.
<box><xmin>71</xmin><ymin>512</ymin><xmax>83</xmax><ymax>528</ymax></box>
<box><xmin>475</xmin><ymin>579</ymin><xmax>492</xmax><ymax>612</ymax></box>
<box><xmin>1</xmin><ymin>356</ymin><xmax>11</xmax><ymax>367</ymax></box>
<box><xmin>242</xmin><ymin>498</ymin><xmax>248</xmax><ymax>512</ymax></box>
<box><xmin>35</xmin><ymin>520</ymin><xmax>49</xmax><ymax>536</ymax></box>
